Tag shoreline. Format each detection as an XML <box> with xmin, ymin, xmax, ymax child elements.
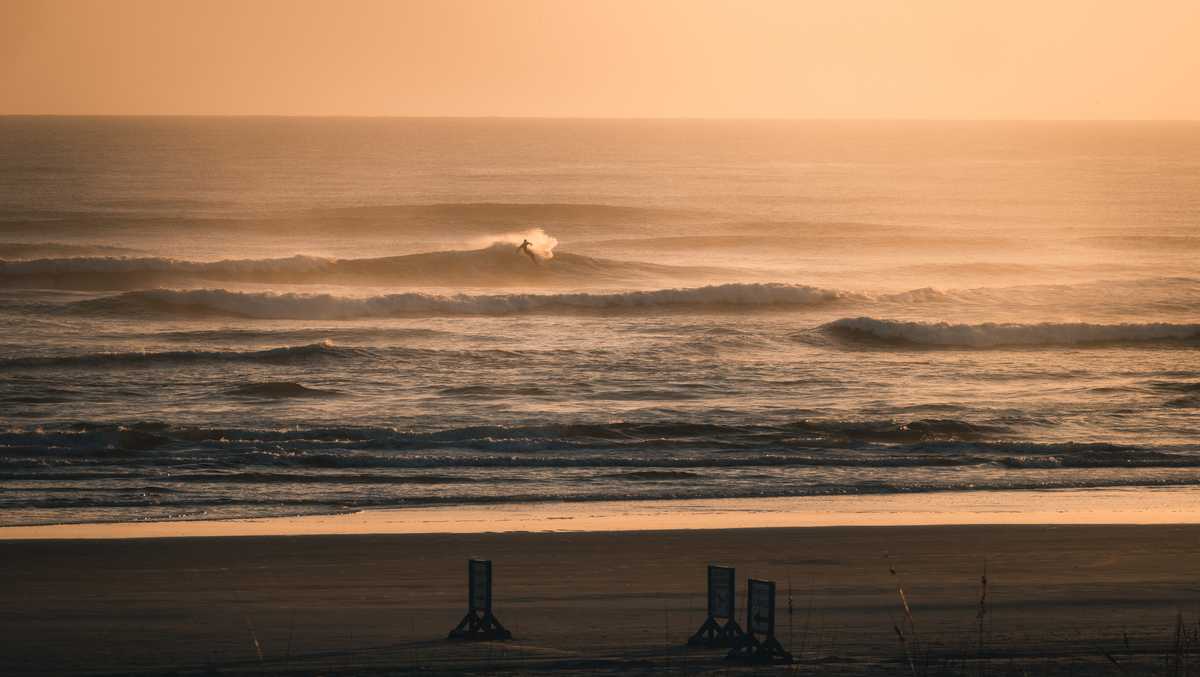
<box><xmin>5</xmin><ymin>485</ymin><xmax>1199</xmax><ymax>541</ymax></box>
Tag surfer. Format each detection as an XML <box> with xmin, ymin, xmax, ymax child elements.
<box><xmin>517</xmin><ymin>238</ymin><xmax>539</xmax><ymax>264</ymax></box>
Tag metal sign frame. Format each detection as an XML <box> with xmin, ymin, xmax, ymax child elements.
<box><xmin>688</xmin><ymin>563</ymin><xmax>746</xmax><ymax>647</ymax></box>
<box><xmin>707</xmin><ymin>564</ymin><xmax>735</xmax><ymax>619</ymax></box>
<box><xmin>746</xmin><ymin>578</ymin><xmax>775</xmax><ymax>636</ymax></box>
<box><xmin>725</xmin><ymin>577</ymin><xmax>792</xmax><ymax>664</ymax></box>
<box><xmin>468</xmin><ymin>558</ymin><xmax>492</xmax><ymax>612</ymax></box>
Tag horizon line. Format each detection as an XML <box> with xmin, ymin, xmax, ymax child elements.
<box><xmin>2</xmin><ymin>113</ymin><xmax>1199</xmax><ymax>123</ymax></box>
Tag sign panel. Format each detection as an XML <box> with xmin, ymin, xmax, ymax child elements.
<box><xmin>469</xmin><ymin>559</ymin><xmax>491</xmax><ymax>612</ymax></box>
<box><xmin>747</xmin><ymin>578</ymin><xmax>775</xmax><ymax>636</ymax></box>
<box><xmin>707</xmin><ymin>565</ymin><xmax>735</xmax><ymax>619</ymax></box>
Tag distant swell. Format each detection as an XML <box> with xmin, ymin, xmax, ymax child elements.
<box><xmin>226</xmin><ymin>381</ymin><xmax>343</xmax><ymax>399</ymax></box>
<box><xmin>824</xmin><ymin>317</ymin><xmax>1200</xmax><ymax>348</ymax></box>
<box><xmin>0</xmin><ymin>341</ymin><xmax>364</xmax><ymax>369</ymax></box>
<box><xmin>72</xmin><ymin>284</ymin><xmax>856</xmax><ymax>319</ymax></box>
<box><xmin>0</xmin><ymin>241</ymin><xmax>144</xmax><ymax>260</ymax></box>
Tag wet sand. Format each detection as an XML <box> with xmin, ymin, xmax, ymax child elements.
<box><xmin>5</xmin><ymin>487</ymin><xmax>1200</xmax><ymax>540</ymax></box>
<box><xmin>3</xmin><ymin>522</ymin><xmax>1199</xmax><ymax>675</ymax></box>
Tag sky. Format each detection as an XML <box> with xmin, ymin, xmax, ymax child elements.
<box><xmin>3</xmin><ymin>0</ymin><xmax>1200</xmax><ymax>119</ymax></box>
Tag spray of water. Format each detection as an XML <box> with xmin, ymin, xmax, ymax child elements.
<box><xmin>473</xmin><ymin>227</ymin><xmax>559</xmax><ymax>260</ymax></box>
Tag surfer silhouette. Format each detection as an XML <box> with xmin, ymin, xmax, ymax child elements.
<box><xmin>517</xmin><ymin>239</ymin><xmax>539</xmax><ymax>264</ymax></box>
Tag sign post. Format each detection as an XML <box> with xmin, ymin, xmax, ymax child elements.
<box><xmin>725</xmin><ymin>578</ymin><xmax>793</xmax><ymax>663</ymax></box>
<box><xmin>687</xmin><ymin>564</ymin><xmax>746</xmax><ymax>647</ymax></box>
<box><xmin>447</xmin><ymin>559</ymin><xmax>512</xmax><ymax>640</ymax></box>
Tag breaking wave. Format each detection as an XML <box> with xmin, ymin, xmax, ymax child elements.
<box><xmin>878</xmin><ymin>277</ymin><xmax>1200</xmax><ymax>312</ymax></box>
<box><xmin>72</xmin><ymin>284</ymin><xmax>857</xmax><ymax>319</ymax></box>
<box><xmin>2</xmin><ymin>421</ymin><xmax>1197</xmax><ymax>470</ymax></box>
<box><xmin>824</xmin><ymin>317</ymin><xmax>1200</xmax><ymax>348</ymax></box>
<box><xmin>4</xmin><ymin>419</ymin><xmax>1198</xmax><ymax>526</ymax></box>
<box><xmin>0</xmin><ymin>241</ymin><xmax>732</xmax><ymax>289</ymax></box>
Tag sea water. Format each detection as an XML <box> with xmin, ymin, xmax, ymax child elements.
<box><xmin>0</xmin><ymin>117</ymin><xmax>1197</xmax><ymax>526</ymax></box>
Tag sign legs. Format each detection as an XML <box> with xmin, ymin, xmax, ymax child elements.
<box><xmin>725</xmin><ymin>577</ymin><xmax>793</xmax><ymax>663</ymax></box>
<box><xmin>725</xmin><ymin>633</ymin><xmax>794</xmax><ymax>664</ymax></box>
<box><xmin>688</xmin><ymin>616</ymin><xmax>746</xmax><ymax>647</ymax></box>
<box><xmin>447</xmin><ymin>559</ymin><xmax>512</xmax><ymax>641</ymax></box>
<box><xmin>448</xmin><ymin>609</ymin><xmax>512</xmax><ymax>641</ymax></box>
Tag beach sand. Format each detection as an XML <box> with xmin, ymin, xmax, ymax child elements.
<box><xmin>5</xmin><ymin>486</ymin><xmax>1200</xmax><ymax>540</ymax></box>
<box><xmin>3</xmin><ymin>490</ymin><xmax>1200</xmax><ymax>675</ymax></box>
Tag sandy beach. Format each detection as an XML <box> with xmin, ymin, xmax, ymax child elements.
<box><xmin>3</xmin><ymin>490</ymin><xmax>1200</xmax><ymax>675</ymax></box>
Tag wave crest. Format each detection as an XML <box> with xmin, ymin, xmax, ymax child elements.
<box><xmin>226</xmin><ymin>381</ymin><xmax>343</xmax><ymax>399</ymax></box>
<box><xmin>471</xmin><ymin>227</ymin><xmax>558</xmax><ymax>260</ymax></box>
<box><xmin>73</xmin><ymin>284</ymin><xmax>855</xmax><ymax>319</ymax></box>
<box><xmin>823</xmin><ymin>317</ymin><xmax>1200</xmax><ymax>348</ymax></box>
<box><xmin>1</xmin><ymin>241</ymin><xmax>729</xmax><ymax>289</ymax></box>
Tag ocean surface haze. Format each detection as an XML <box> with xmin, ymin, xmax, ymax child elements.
<box><xmin>1</xmin><ymin>117</ymin><xmax>1197</xmax><ymax>526</ymax></box>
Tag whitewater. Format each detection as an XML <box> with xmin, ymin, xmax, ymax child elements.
<box><xmin>1</xmin><ymin>117</ymin><xmax>1198</xmax><ymax>527</ymax></box>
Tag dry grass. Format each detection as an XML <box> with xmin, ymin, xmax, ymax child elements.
<box><xmin>880</xmin><ymin>556</ymin><xmax>1199</xmax><ymax>677</ymax></box>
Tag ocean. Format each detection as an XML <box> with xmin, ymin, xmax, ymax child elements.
<box><xmin>0</xmin><ymin>117</ymin><xmax>1197</xmax><ymax>527</ymax></box>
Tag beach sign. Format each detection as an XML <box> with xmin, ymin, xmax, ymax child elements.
<box><xmin>687</xmin><ymin>564</ymin><xmax>746</xmax><ymax>647</ymax></box>
<box><xmin>448</xmin><ymin>558</ymin><xmax>512</xmax><ymax>641</ymax></box>
<box><xmin>746</xmin><ymin>578</ymin><xmax>774</xmax><ymax>635</ymax></box>
<box><xmin>469</xmin><ymin>558</ymin><xmax>491</xmax><ymax>612</ymax></box>
<box><xmin>725</xmin><ymin>578</ymin><xmax>793</xmax><ymax>664</ymax></box>
<box><xmin>708</xmin><ymin>564</ymin><xmax>734</xmax><ymax>619</ymax></box>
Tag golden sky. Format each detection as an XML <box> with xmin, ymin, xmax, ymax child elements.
<box><xmin>3</xmin><ymin>0</ymin><xmax>1199</xmax><ymax>118</ymax></box>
